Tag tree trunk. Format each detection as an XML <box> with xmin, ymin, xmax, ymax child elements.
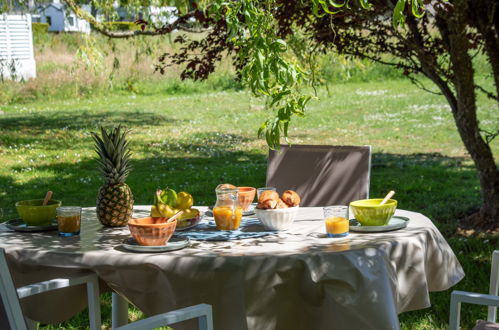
<box><xmin>440</xmin><ymin>0</ymin><xmax>499</xmax><ymax>226</ymax></box>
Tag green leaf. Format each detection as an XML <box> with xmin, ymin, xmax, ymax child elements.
<box><xmin>392</xmin><ymin>0</ymin><xmax>406</xmax><ymax>28</ymax></box>
<box><xmin>359</xmin><ymin>0</ymin><xmax>372</xmax><ymax>9</ymax></box>
<box><xmin>411</xmin><ymin>0</ymin><xmax>425</xmax><ymax>18</ymax></box>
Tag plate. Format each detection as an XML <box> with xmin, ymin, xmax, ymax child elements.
<box><xmin>175</xmin><ymin>212</ymin><xmax>205</xmax><ymax>231</ymax></box>
<box><xmin>122</xmin><ymin>236</ymin><xmax>189</xmax><ymax>253</ymax></box>
<box><xmin>5</xmin><ymin>219</ymin><xmax>58</xmax><ymax>232</ymax></box>
<box><xmin>207</xmin><ymin>203</ymin><xmax>256</xmax><ymax>216</ymax></box>
<box><xmin>349</xmin><ymin>216</ymin><xmax>410</xmax><ymax>233</ymax></box>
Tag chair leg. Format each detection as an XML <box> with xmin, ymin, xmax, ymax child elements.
<box><xmin>112</xmin><ymin>292</ymin><xmax>129</xmax><ymax>329</ymax></box>
<box><xmin>449</xmin><ymin>293</ymin><xmax>461</xmax><ymax>330</ymax></box>
<box><xmin>488</xmin><ymin>250</ymin><xmax>499</xmax><ymax>322</ymax></box>
<box><xmin>86</xmin><ymin>276</ymin><xmax>101</xmax><ymax>330</ymax></box>
<box><xmin>25</xmin><ymin>317</ymin><xmax>36</xmax><ymax>330</ymax></box>
<box><xmin>198</xmin><ymin>304</ymin><xmax>213</xmax><ymax>330</ymax></box>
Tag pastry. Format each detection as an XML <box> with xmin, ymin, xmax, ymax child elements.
<box><xmin>257</xmin><ymin>190</ymin><xmax>280</xmax><ymax>209</ymax></box>
<box><xmin>282</xmin><ymin>190</ymin><xmax>300</xmax><ymax>207</ymax></box>
<box><xmin>276</xmin><ymin>198</ymin><xmax>289</xmax><ymax>209</ymax></box>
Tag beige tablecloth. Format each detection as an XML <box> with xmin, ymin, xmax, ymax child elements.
<box><xmin>0</xmin><ymin>207</ymin><xmax>464</xmax><ymax>330</ymax></box>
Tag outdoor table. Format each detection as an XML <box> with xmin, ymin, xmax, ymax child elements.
<box><xmin>0</xmin><ymin>206</ymin><xmax>464</xmax><ymax>330</ymax></box>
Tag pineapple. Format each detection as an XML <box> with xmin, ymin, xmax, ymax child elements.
<box><xmin>92</xmin><ymin>126</ymin><xmax>134</xmax><ymax>227</ymax></box>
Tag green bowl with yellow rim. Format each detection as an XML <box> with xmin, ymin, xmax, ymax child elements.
<box><xmin>15</xmin><ymin>199</ymin><xmax>62</xmax><ymax>226</ymax></box>
<box><xmin>349</xmin><ymin>199</ymin><xmax>397</xmax><ymax>226</ymax></box>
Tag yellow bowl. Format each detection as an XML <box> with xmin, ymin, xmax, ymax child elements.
<box><xmin>16</xmin><ymin>199</ymin><xmax>62</xmax><ymax>226</ymax></box>
<box><xmin>349</xmin><ymin>199</ymin><xmax>397</xmax><ymax>226</ymax></box>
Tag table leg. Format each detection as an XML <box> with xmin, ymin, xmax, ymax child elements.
<box><xmin>112</xmin><ymin>292</ymin><xmax>128</xmax><ymax>328</ymax></box>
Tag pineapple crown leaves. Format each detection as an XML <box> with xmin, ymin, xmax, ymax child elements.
<box><xmin>91</xmin><ymin>125</ymin><xmax>133</xmax><ymax>185</ymax></box>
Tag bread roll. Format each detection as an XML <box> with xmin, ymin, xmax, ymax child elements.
<box><xmin>276</xmin><ymin>198</ymin><xmax>289</xmax><ymax>209</ymax></box>
<box><xmin>282</xmin><ymin>190</ymin><xmax>300</xmax><ymax>207</ymax></box>
<box><xmin>256</xmin><ymin>190</ymin><xmax>280</xmax><ymax>209</ymax></box>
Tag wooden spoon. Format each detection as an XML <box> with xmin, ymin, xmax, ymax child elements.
<box><xmin>167</xmin><ymin>210</ymin><xmax>183</xmax><ymax>223</ymax></box>
<box><xmin>379</xmin><ymin>190</ymin><xmax>395</xmax><ymax>206</ymax></box>
<box><xmin>42</xmin><ymin>191</ymin><xmax>53</xmax><ymax>206</ymax></box>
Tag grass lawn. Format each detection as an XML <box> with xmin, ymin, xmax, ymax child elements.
<box><xmin>0</xmin><ymin>77</ymin><xmax>497</xmax><ymax>329</ymax></box>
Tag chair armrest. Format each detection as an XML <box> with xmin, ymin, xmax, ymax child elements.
<box><xmin>16</xmin><ymin>273</ymin><xmax>97</xmax><ymax>299</ymax></box>
<box><xmin>116</xmin><ymin>304</ymin><xmax>213</xmax><ymax>330</ymax></box>
<box><xmin>450</xmin><ymin>291</ymin><xmax>499</xmax><ymax>330</ymax></box>
<box><xmin>16</xmin><ymin>273</ymin><xmax>101</xmax><ymax>330</ymax></box>
<box><xmin>451</xmin><ymin>291</ymin><xmax>499</xmax><ymax>307</ymax></box>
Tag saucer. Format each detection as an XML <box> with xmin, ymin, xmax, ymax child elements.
<box><xmin>349</xmin><ymin>216</ymin><xmax>409</xmax><ymax>232</ymax></box>
<box><xmin>5</xmin><ymin>219</ymin><xmax>58</xmax><ymax>232</ymax></box>
<box><xmin>122</xmin><ymin>236</ymin><xmax>189</xmax><ymax>253</ymax></box>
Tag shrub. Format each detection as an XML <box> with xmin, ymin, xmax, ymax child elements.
<box><xmin>32</xmin><ymin>22</ymin><xmax>49</xmax><ymax>34</ymax></box>
<box><xmin>32</xmin><ymin>23</ymin><xmax>51</xmax><ymax>51</ymax></box>
<box><xmin>104</xmin><ymin>22</ymin><xmax>140</xmax><ymax>31</ymax></box>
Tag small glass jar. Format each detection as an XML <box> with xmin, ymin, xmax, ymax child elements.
<box><xmin>213</xmin><ymin>187</ymin><xmax>243</xmax><ymax>231</ymax></box>
<box><xmin>324</xmin><ymin>205</ymin><xmax>349</xmax><ymax>238</ymax></box>
<box><xmin>56</xmin><ymin>206</ymin><xmax>81</xmax><ymax>237</ymax></box>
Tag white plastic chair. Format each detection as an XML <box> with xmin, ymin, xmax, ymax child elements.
<box><xmin>449</xmin><ymin>250</ymin><xmax>499</xmax><ymax>330</ymax></box>
<box><xmin>111</xmin><ymin>292</ymin><xmax>213</xmax><ymax>330</ymax></box>
<box><xmin>1</xmin><ymin>247</ymin><xmax>213</xmax><ymax>330</ymax></box>
<box><xmin>0</xmin><ymin>247</ymin><xmax>101</xmax><ymax>330</ymax></box>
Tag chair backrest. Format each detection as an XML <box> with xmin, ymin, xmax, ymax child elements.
<box><xmin>0</xmin><ymin>248</ymin><xmax>27</xmax><ymax>330</ymax></box>
<box><xmin>266</xmin><ymin>145</ymin><xmax>371</xmax><ymax>207</ymax></box>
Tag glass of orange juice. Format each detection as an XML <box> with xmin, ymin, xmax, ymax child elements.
<box><xmin>324</xmin><ymin>206</ymin><xmax>349</xmax><ymax>238</ymax></box>
<box><xmin>56</xmin><ymin>206</ymin><xmax>81</xmax><ymax>237</ymax></box>
<box><xmin>213</xmin><ymin>187</ymin><xmax>243</xmax><ymax>230</ymax></box>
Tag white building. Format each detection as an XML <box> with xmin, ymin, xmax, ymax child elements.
<box><xmin>36</xmin><ymin>2</ymin><xmax>91</xmax><ymax>34</ymax></box>
<box><xmin>0</xmin><ymin>14</ymin><xmax>36</xmax><ymax>80</ymax></box>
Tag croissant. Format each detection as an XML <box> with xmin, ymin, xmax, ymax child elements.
<box><xmin>276</xmin><ymin>198</ymin><xmax>289</xmax><ymax>209</ymax></box>
<box><xmin>281</xmin><ymin>190</ymin><xmax>300</xmax><ymax>207</ymax></box>
<box><xmin>256</xmin><ymin>190</ymin><xmax>280</xmax><ymax>209</ymax></box>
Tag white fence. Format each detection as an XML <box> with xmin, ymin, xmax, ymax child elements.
<box><xmin>0</xmin><ymin>14</ymin><xmax>36</xmax><ymax>80</ymax></box>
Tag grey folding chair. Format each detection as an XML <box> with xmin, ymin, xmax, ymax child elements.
<box><xmin>0</xmin><ymin>247</ymin><xmax>101</xmax><ymax>330</ymax></box>
<box><xmin>111</xmin><ymin>292</ymin><xmax>213</xmax><ymax>330</ymax></box>
<box><xmin>267</xmin><ymin>145</ymin><xmax>372</xmax><ymax>206</ymax></box>
<box><xmin>449</xmin><ymin>250</ymin><xmax>499</xmax><ymax>330</ymax></box>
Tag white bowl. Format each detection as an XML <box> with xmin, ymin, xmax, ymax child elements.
<box><xmin>255</xmin><ymin>206</ymin><xmax>299</xmax><ymax>231</ymax></box>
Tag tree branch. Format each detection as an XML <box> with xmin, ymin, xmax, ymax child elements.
<box><xmin>475</xmin><ymin>84</ymin><xmax>499</xmax><ymax>101</ymax></box>
<box><xmin>63</xmin><ymin>0</ymin><xmax>209</xmax><ymax>38</ymax></box>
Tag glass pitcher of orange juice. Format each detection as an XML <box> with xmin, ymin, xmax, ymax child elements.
<box><xmin>213</xmin><ymin>187</ymin><xmax>243</xmax><ymax>230</ymax></box>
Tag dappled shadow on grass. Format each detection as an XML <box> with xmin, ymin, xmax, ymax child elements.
<box><xmin>370</xmin><ymin>152</ymin><xmax>480</xmax><ymax>227</ymax></box>
<box><xmin>372</xmin><ymin>152</ymin><xmax>473</xmax><ymax>169</ymax></box>
<box><xmin>0</xmin><ymin>109</ymin><xmax>178</xmax><ymax>134</ymax></box>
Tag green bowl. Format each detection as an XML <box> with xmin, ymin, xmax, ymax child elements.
<box><xmin>349</xmin><ymin>199</ymin><xmax>397</xmax><ymax>226</ymax></box>
<box><xmin>15</xmin><ymin>199</ymin><xmax>62</xmax><ymax>226</ymax></box>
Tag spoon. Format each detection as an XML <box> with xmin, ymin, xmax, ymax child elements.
<box><xmin>167</xmin><ymin>210</ymin><xmax>183</xmax><ymax>223</ymax></box>
<box><xmin>379</xmin><ymin>191</ymin><xmax>395</xmax><ymax>206</ymax></box>
<box><xmin>42</xmin><ymin>191</ymin><xmax>53</xmax><ymax>206</ymax></box>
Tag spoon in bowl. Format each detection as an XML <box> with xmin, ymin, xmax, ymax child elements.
<box><xmin>167</xmin><ymin>210</ymin><xmax>184</xmax><ymax>223</ymax></box>
<box><xmin>379</xmin><ymin>190</ymin><xmax>395</xmax><ymax>206</ymax></box>
<box><xmin>42</xmin><ymin>191</ymin><xmax>53</xmax><ymax>206</ymax></box>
